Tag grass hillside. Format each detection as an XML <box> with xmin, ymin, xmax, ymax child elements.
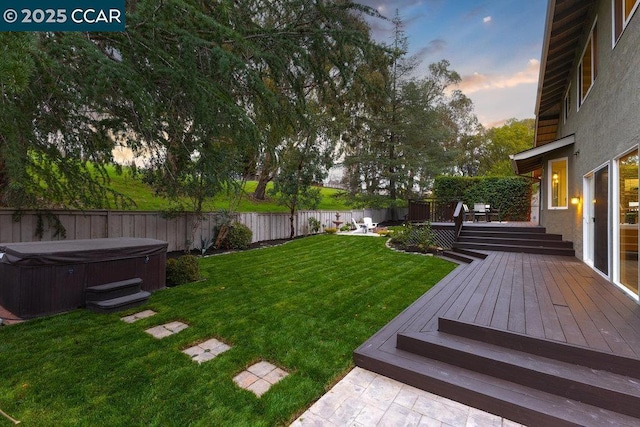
<box><xmin>106</xmin><ymin>166</ymin><xmax>351</xmax><ymax>212</ymax></box>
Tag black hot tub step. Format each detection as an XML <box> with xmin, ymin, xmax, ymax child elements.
<box><xmin>86</xmin><ymin>278</ymin><xmax>143</xmax><ymax>302</ymax></box>
<box><xmin>86</xmin><ymin>291</ymin><xmax>151</xmax><ymax>314</ymax></box>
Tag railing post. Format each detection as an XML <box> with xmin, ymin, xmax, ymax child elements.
<box><xmin>453</xmin><ymin>201</ymin><xmax>464</xmax><ymax>238</ymax></box>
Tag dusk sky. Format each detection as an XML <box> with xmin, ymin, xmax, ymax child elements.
<box><xmin>360</xmin><ymin>0</ymin><xmax>548</xmax><ymax>128</ymax></box>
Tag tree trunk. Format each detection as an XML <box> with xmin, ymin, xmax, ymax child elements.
<box><xmin>253</xmin><ymin>152</ymin><xmax>274</xmax><ymax>200</ymax></box>
<box><xmin>289</xmin><ymin>207</ymin><xmax>296</xmax><ymax>239</ymax></box>
<box><xmin>254</xmin><ymin>170</ymin><xmax>272</xmax><ymax>200</ymax></box>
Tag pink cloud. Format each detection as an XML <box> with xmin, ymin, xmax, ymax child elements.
<box><xmin>455</xmin><ymin>59</ymin><xmax>540</xmax><ymax>94</ymax></box>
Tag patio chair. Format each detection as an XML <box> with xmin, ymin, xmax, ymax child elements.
<box><xmin>473</xmin><ymin>203</ymin><xmax>487</xmax><ymax>222</ymax></box>
<box><xmin>363</xmin><ymin>217</ymin><xmax>378</xmax><ymax>230</ymax></box>
<box><xmin>352</xmin><ymin>218</ymin><xmax>367</xmax><ymax>233</ymax></box>
<box><xmin>486</xmin><ymin>205</ymin><xmax>501</xmax><ymax>222</ymax></box>
<box><xmin>463</xmin><ymin>204</ymin><xmax>473</xmax><ymax>222</ymax></box>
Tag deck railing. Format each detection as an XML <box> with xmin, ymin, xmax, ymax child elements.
<box><xmin>408</xmin><ymin>199</ymin><xmax>457</xmax><ymax>223</ymax></box>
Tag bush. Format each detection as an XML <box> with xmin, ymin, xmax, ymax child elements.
<box><xmin>219</xmin><ymin>222</ymin><xmax>253</xmax><ymax>250</ymax></box>
<box><xmin>389</xmin><ymin>223</ymin><xmax>436</xmax><ymax>252</ymax></box>
<box><xmin>308</xmin><ymin>217</ymin><xmax>321</xmax><ymax>234</ymax></box>
<box><xmin>324</xmin><ymin>227</ymin><xmax>338</xmax><ymax>234</ymax></box>
<box><xmin>433</xmin><ymin>176</ymin><xmax>532</xmax><ymax>221</ymax></box>
<box><xmin>166</xmin><ymin>255</ymin><xmax>201</xmax><ymax>286</ymax></box>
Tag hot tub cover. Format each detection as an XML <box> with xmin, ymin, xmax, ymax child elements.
<box><xmin>0</xmin><ymin>238</ymin><xmax>167</xmax><ymax>266</ymax></box>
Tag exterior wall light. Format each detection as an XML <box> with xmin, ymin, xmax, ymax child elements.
<box><xmin>570</xmin><ymin>196</ymin><xmax>580</xmax><ymax>205</ymax></box>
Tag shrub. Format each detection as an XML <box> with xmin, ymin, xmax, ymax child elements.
<box><xmin>389</xmin><ymin>223</ymin><xmax>436</xmax><ymax>252</ymax></box>
<box><xmin>433</xmin><ymin>176</ymin><xmax>532</xmax><ymax>221</ymax></box>
<box><xmin>220</xmin><ymin>222</ymin><xmax>253</xmax><ymax>250</ymax></box>
<box><xmin>377</xmin><ymin>228</ymin><xmax>391</xmax><ymax>236</ymax></box>
<box><xmin>308</xmin><ymin>217</ymin><xmax>321</xmax><ymax>234</ymax></box>
<box><xmin>339</xmin><ymin>224</ymin><xmax>351</xmax><ymax>232</ymax></box>
<box><xmin>166</xmin><ymin>255</ymin><xmax>201</xmax><ymax>286</ymax></box>
<box><xmin>324</xmin><ymin>227</ymin><xmax>338</xmax><ymax>234</ymax></box>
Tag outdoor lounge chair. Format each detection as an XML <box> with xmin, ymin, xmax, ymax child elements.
<box><xmin>352</xmin><ymin>218</ymin><xmax>367</xmax><ymax>233</ymax></box>
<box><xmin>363</xmin><ymin>217</ymin><xmax>378</xmax><ymax>230</ymax></box>
<box><xmin>473</xmin><ymin>203</ymin><xmax>487</xmax><ymax>222</ymax></box>
<box><xmin>463</xmin><ymin>204</ymin><xmax>473</xmax><ymax>222</ymax></box>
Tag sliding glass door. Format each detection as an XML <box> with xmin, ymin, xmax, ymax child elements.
<box><xmin>618</xmin><ymin>149</ymin><xmax>639</xmax><ymax>296</ymax></box>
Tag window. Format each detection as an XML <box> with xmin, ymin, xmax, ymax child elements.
<box><xmin>578</xmin><ymin>21</ymin><xmax>598</xmax><ymax>108</ymax></box>
<box><xmin>549</xmin><ymin>158</ymin><xmax>568</xmax><ymax>209</ymax></box>
<box><xmin>613</xmin><ymin>0</ymin><xmax>640</xmax><ymax>45</ymax></box>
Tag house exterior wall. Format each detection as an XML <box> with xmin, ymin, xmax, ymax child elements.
<box><xmin>541</xmin><ymin>0</ymin><xmax>640</xmax><ymax>264</ymax></box>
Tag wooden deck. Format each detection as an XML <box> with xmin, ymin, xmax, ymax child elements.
<box><xmin>355</xmin><ymin>250</ymin><xmax>640</xmax><ymax>425</ymax></box>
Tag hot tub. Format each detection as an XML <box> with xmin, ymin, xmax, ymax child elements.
<box><xmin>0</xmin><ymin>238</ymin><xmax>167</xmax><ymax>318</ymax></box>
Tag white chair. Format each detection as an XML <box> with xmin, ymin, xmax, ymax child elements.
<box><xmin>363</xmin><ymin>217</ymin><xmax>378</xmax><ymax>230</ymax></box>
<box><xmin>463</xmin><ymin>204</ymin><xmax>473</xmax><ymax>222</ymax></box>
<box><xmin>473</xmin><ymin>203</ymin><xmax>487</xmax><ymax>222</ymax></box>
<box><xmin>352</xmin><ymin>218</ymin><xmax>367</xmax><ymax>233</ymax></box>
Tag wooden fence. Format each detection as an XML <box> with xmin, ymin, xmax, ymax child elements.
<box><xmin>0</xmin><ymin>208</ymin><xmax>405</xmax><ymax>253</ymax></box>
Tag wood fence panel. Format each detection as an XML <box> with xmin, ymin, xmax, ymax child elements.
<box><xmin>91</xmin><ymin>214</ymin><xmax>107</xmax><ymax>239</ymax></box>
<box><xmin>108</xmin><ymin>212</ymin><xmax>123</xmax><ymax>238</ymax></box>
<box><xmin>155</xmin><ymin>215</ymin><xmax>168</xmax><ymax>245</ymax></box>
<box><xmin>134</xmin><ymin>214</ymin><xmax>147</xmax><ymax>238</ymax></box>
<box><xmin>0</xmin><ymin>214</ymin><xmax>13</xmax><ymax>242</ymax></box>
<box><xmin>145</xmin><ymin>214</ymin><xmax>158</xmax><ymax>241</ymax></box>
<box><xmin>74</xmin><ymin>215</ymin><xmax>92</xmax><ymax>240</ymax></box>
<box><xmin>0</xmin><ymin>208</ymin><xmax>399</xmax><ymax>251</ymax></box>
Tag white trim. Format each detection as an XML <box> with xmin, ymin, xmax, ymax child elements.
<box><xmin>583</xmin><ymin>174</ymin><xmax>592</xmax><ymax>266</ymax></box>
<box><xmin>612</xmin><ymin>146</ymin><xmax>639</xmax><ymax>300</ymax></box>
<box><xmin>510</xmin><ymin>134</ymin><xmax>575</xmax><ymax>162</ymax></box>
<box><xmin>613</xmin><ymin>0</ymin><xmax>640</xmax><ymax>47</ymax></box>
<box><xmin>578</xmin><ymin>18</ymin><xmax>598</xmax><ymax>110</ymax></box>
<box><xmin>510</xmin><ymin>134</ymin><xmax>575</xmax><ymax>175</ymax></box>
<box><xmin>563</xmin><ymin>83</ymin><xmax>571</xmax><ymax>124</ymax></box>
<box><xmin>547</xmin><ymin>157</ymin><xmax>569</xmax><ymax>210</ymax></box>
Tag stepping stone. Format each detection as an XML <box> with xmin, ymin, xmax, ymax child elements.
<box><xmin>182</xmin><ymin>338</ymin><xmax>231</xmax><ymax>364</ymax></box>
<box><xmin>121</xmin><ymin>309</ymin><xmax>157</xmax><ymax>323</ymax></box>
<box><xmin>145</xmin><ymin>321</ymin><xmax>188</xmax><ymax>339</ymax></box>
<box><xmin>233</xmin><ymin>361</ymin><xmax>289</xmax><ymax>397</ymax></box>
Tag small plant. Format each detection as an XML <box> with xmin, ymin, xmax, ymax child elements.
<box><xmin>218</xmin><ymin>222</ymin><xmax>253</xmax><ymax>250</ymax></box>
<box><xmin>324</xmin><ymin>227</ymin><xmax>338</xmax><ymax>234</ymax></box>
<box><xmin>308</xmin><ymin>217</ymin><xmax>321</xmax><ymax>234</ymax></box>
<box><xmin>166</xmin><ymin>255</ymin><xmax>201</xmax><ymax>286</ymax></box>
<box><xmin>199</xmin><ymin>235</ymin><xmax>214</xmax><ymax>255</ymax></box>
<box><xmin>339</xmin><ymin>224</ymin><xmax>351</xmax><ymax>232</ymax></box>
<box><xmin>377</xmin><ymin>228</ymin><xmax>391</xmax><ymax>236</ymax></box>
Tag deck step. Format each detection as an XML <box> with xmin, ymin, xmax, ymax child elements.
<box><xmin>459</xmin><ymin>230</ymin><xmax>563</xmax><ymax>240</ymax></box>
<box><xmin>455</xmin><ymin>224</ymin><xmax>575</xmax><ymax>256</ymax></box>
<box><xmin>86</xmin><ymin>291</ymin><xmax>150</xmax><ymax>314</ymax></box>
<box><xmin>438</xmin><ymin>318</ymin><xmax>640</xmax><ymax>379</ymax></box>
<box><xmin>85</xmin><ymin>278</ymin><xmax>143</xmax><ymax>302</ymax></box>
<box><xmin>439</xmin><ymin>251</ymin><xmax>475</xmax><ymax>264</ymax></box>
<box><xmin>397</xmin><ymin>330</ymin><xmax>640</xmax><ymax>419</ymax></box>
<box><xmin>457</xmin><ymin>236</ymin><xmax>574</xmax><ymax>248</ymax></box>
<box><xmin>453</xmin><ymin>242</ymin><xmax>575</xmax><ymax>256</ymax></box>
<box><xmin>450</xmin><ymin>247</ymin><xmax>489</xmax><ymax>259</ymax></box>
<box><xmin>354</xmin><ymin>346</ymin><xmax>640</xmax><ymax>427</ymax></box>
<box><xmin>463</xmin><ymin>225</ymin><xmax>547</xmax><ymax>233</ymax></box>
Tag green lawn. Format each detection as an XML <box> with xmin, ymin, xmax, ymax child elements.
<box><xmin>0</xmin><ymin>236</ymin><xmax>455</xmax><ymax>426</ymax></box>
<box><xmin>107</xmin><ymin>167</ymin><xmax>350</xmax><ymax>212</ymax></box>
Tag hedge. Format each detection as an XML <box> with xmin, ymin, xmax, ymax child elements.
<box><xmin>433</xmin><ymin>176</ymin><xmax>532</xmax><ymax>221</ymax></box>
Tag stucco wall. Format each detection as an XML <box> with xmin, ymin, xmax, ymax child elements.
<box><xmin>542</xmin><ymin>0</ymin><xmax>640</xmax><ymax>261</ymax></box>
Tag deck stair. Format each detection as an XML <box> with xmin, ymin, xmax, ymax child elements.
<box><xmin>390</xmin><ymin>318</ymin><xmax>640</xmax><ymax>426</ymax></box>
<box><xmin>454</xmin><ymin>224</ymin><xmax>575</xmax><ymax>256</ymax></box>
<box><xmin>85</xmin><ymin>278</ymin><xmax>150</xmax><ymax>313</ymax></box>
